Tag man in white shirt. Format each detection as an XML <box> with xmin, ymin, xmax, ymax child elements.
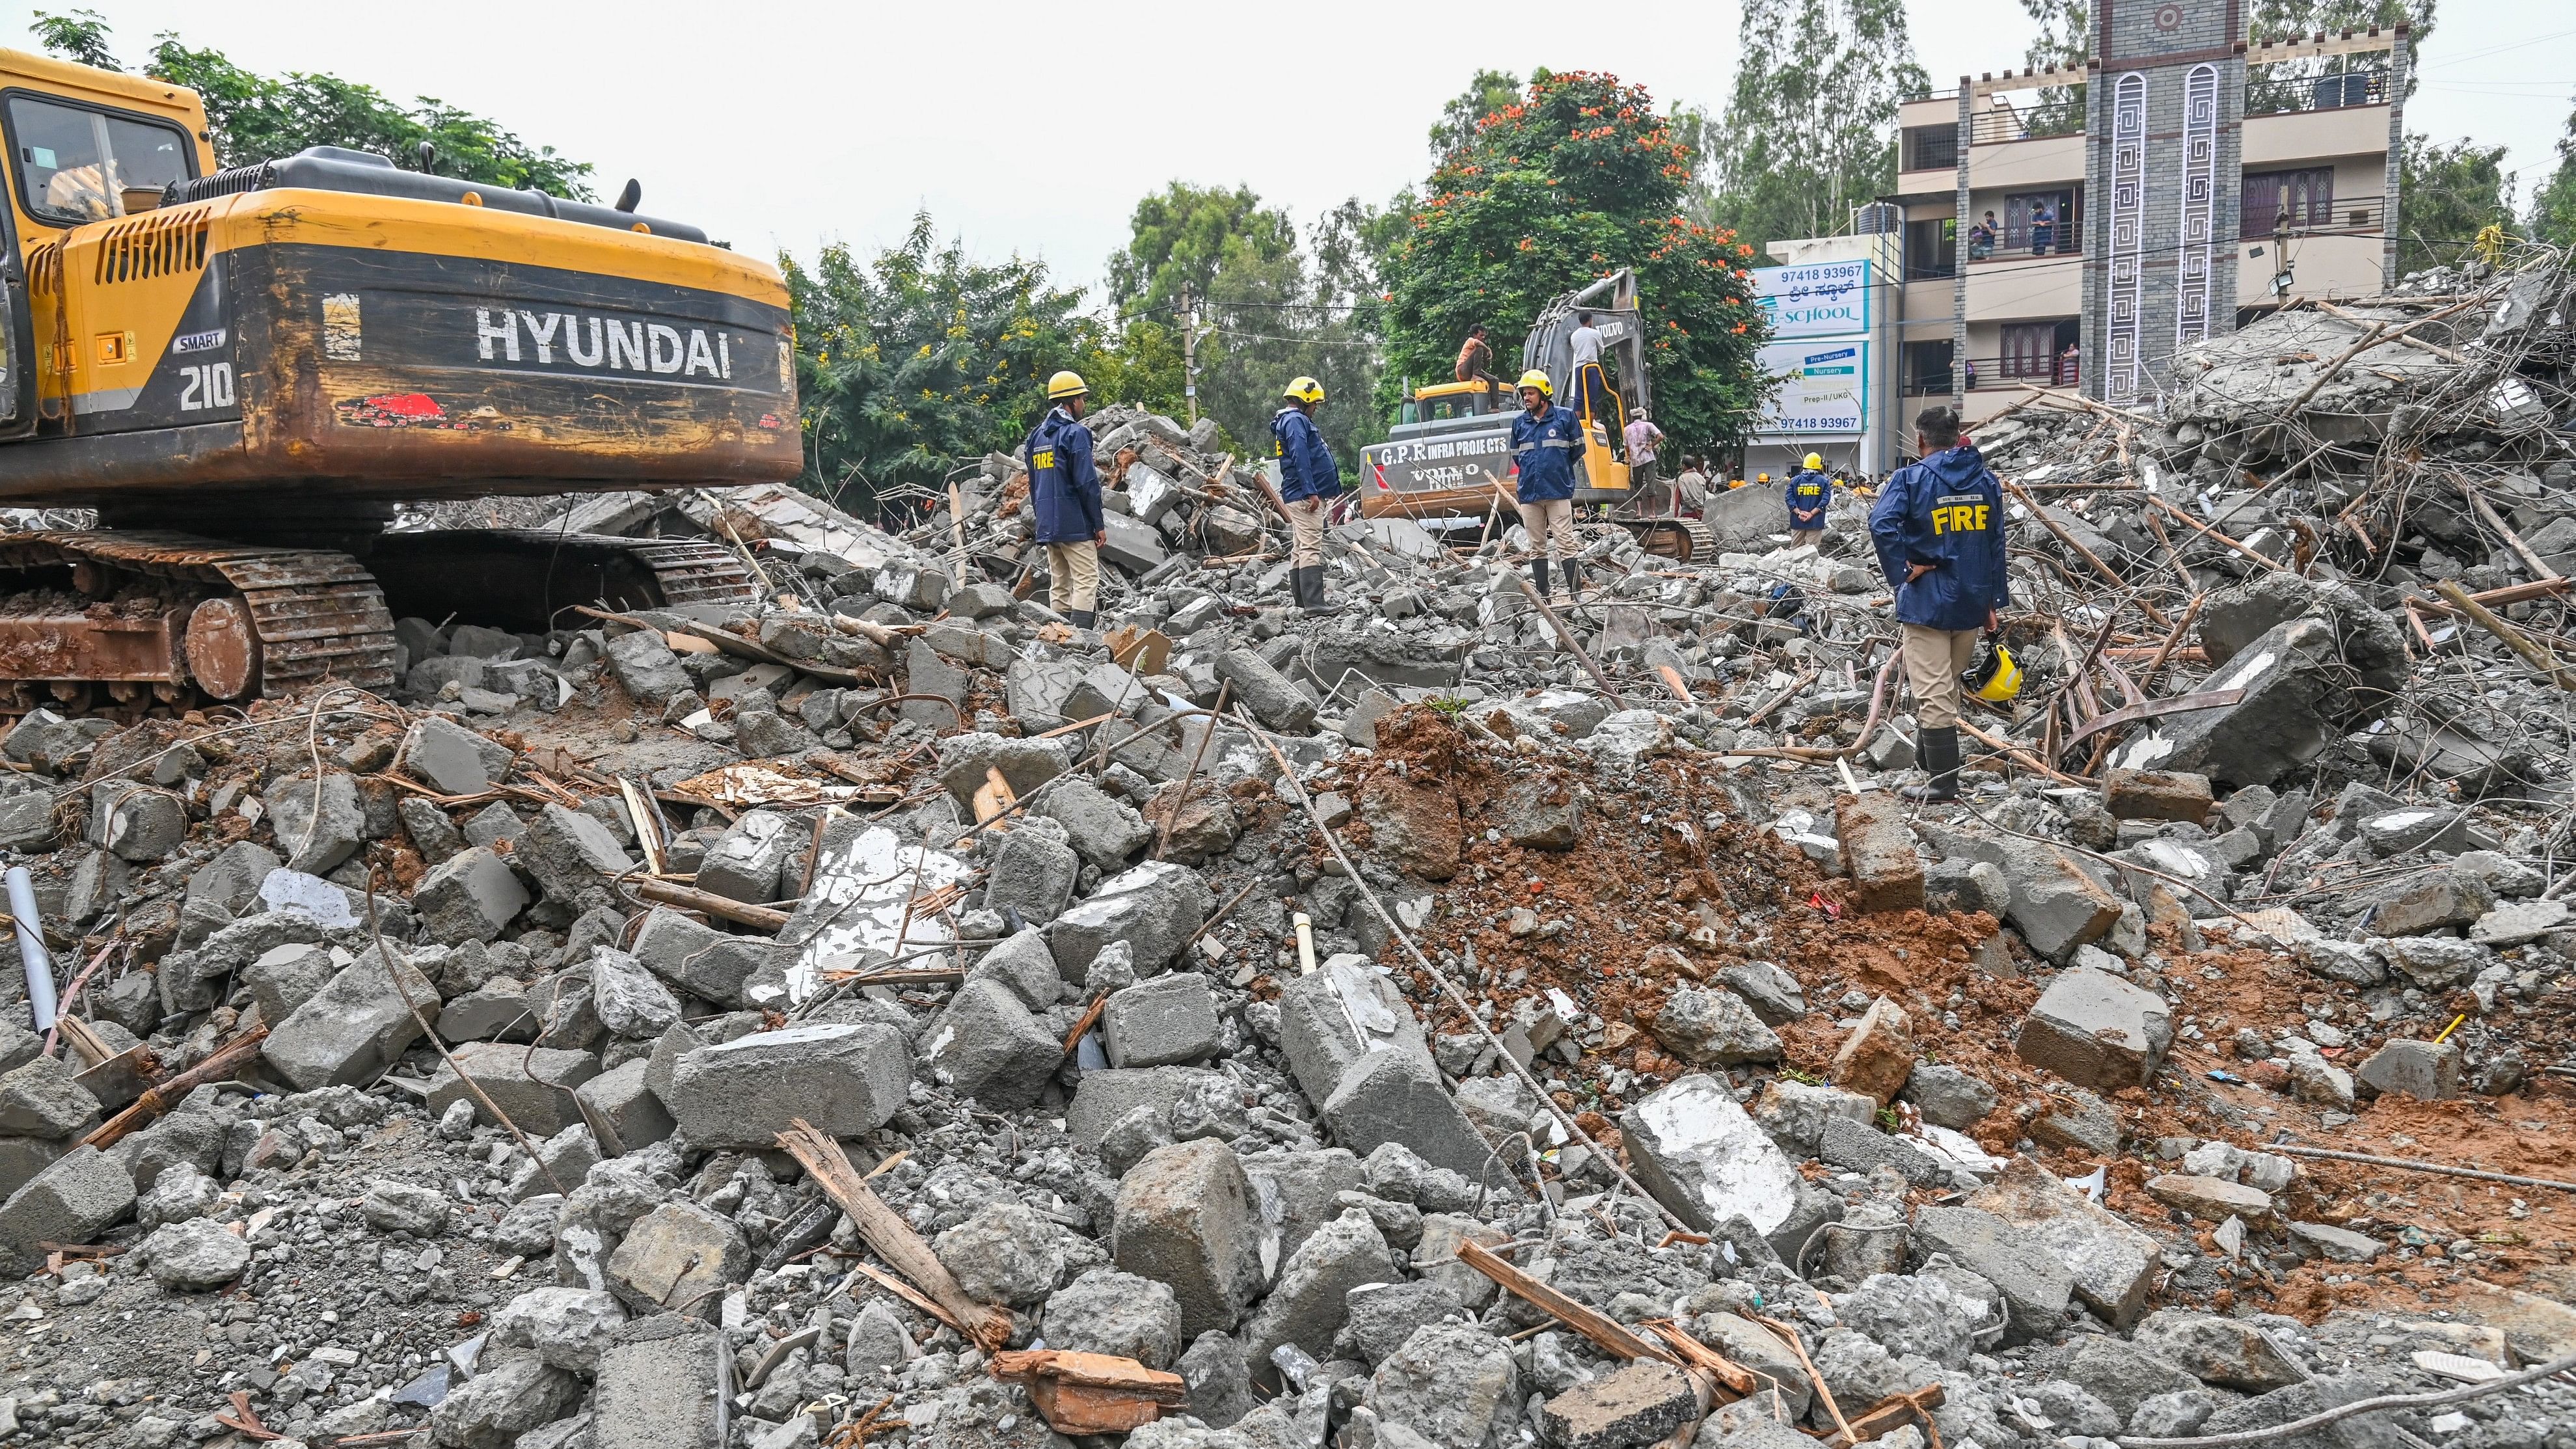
<box><xmin>1568</xmin><ymin>312</ymin><xmax>1611</xmax><ymax>427</ymax></box>
<box><xmin>1622</xmin><ymin>407</ymin><xmax>1667</xmax><ymax>513</ymax></box>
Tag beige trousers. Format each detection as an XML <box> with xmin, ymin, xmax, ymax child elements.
<box><xmin>1903</xmin><ymin>623</ymin><xmax>1981</xmax><ymax>729</ymax></box>
<box><xmin>1045</xmin><ymin>541</ymin><xmax>1100</xmax><ymax>614</ymax></box>
<box><xmin>1285</xmin><ymin>496</ymin><xmax>1329</xmax><ymax>568</ymax></box>
<box><xmin>1517</xmin><ymin>498</ymin><xmax>1579</xmax><ymax>562</ymax></box>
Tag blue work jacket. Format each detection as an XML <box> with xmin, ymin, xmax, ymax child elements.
<box><xmin>1025</xmin><ymin>406</ymin><xmax>1104</xmax><ymax>545</ymax></box>
<box><xmin>1785</xmin><ymin>468</ymin><xmax>1831</xmax><ymax>528</ymax></box>
<box><xmin>1510</xmin><ymin>403</ymin><xmax>1583</xmax><ymax>503</ymax></box>
<box><xmin>1869</xmin><ymin>444</ymin><xmax>2012</xmax><ymax>630</ymax></box>
<box><xmin>1271</xmin><ymin>405</ymin><xmax>1342</xmax><ymax>503</ymax></box>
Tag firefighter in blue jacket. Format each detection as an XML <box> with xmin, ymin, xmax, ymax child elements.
<box><xmin>1869</xmin><ymin>405</ymin><xmax>2011</xmax><ymax>802</ymax></box>
<box><xmin>1025</xmin><ymin>370</ymin><xmax>1105</xmax><ymax>627</ymax></box>
<box><xmin>1786</xmin><ymin>452</ymin><xmax>1831</xmax><ymax>543</ymax></box>
<box><xmin>1272</xmin><ymin>377</ymin><xmax>1342</xmax><ymax>614</ymax></box>
<box><xmin>1510</xmin><ymin>368</ymin><xmax>1586</xmax><ymax>598</ymax></box>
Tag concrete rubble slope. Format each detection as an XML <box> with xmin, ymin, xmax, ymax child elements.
<box><xmin>5</xmin><ymin>278</ymin><xmax>2576</xmax><ymax>1449</ymax></box>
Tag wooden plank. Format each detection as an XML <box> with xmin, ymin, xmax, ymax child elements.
<box><xmin>1815</xmin><ymin>1384</ymin><xmax>1948</xmax><ymax>1449</ymax></box>
<box><xmin>778</xmin><ymin>1120</ymin><xmax>1014</xmax><ymax>1350</ymax></box>
<box><xmin>81</xmin><ymin>1028</ymin><xmax>267</xmax><ymax>1150</ymax></box>
<box><xmin>630</xmin><ymin>878</ymin><xmax>791</xmax><ymax>931</ymax></box>
<box><xmin>1457</xmin><ymin>1238</ymin><xmax>1674</xmax><ymax>1364</ymax></box>
<box><xmin>1640</xmin><ymin>1320</ymin><xmax>1758</xmax><ymax>1394</ymax></box>
<box><xmin>990</xmin><ymin>1349</ymin><xmax>1187</xmax><ymax>1436</ymax></box>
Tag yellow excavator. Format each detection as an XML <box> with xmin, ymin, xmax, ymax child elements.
<box><xmin>0</xmin><ymin>47</ymin><xmax>804</xmax><ymax>713</ymax></box>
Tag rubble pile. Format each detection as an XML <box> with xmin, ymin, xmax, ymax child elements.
<box><xmin>0</xmin><ymin>257</ymin><xmax>2572</xmax><ymax>1449</ymax></box>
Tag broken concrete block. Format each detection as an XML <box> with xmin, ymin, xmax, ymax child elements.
<box><xmin>1045</xmin><ymin>860</ymin><xmax>1212</xmax><ymax>981</ymax></box>
<box><xmin>2285</xmin><ymin>1221</ymin><xmax>2383</xmax><ymax>1264</ymax></box>
<box><xmin>90</xmin><ymin>786</ymin><xmax>187</xmax><ymax>862</ymax></box>
<box><xmin>2017</xmin><ymin>968</ymin><xmax>2172</xmax><ymax>1089</ymax></box>
<box><xmin>1998</xmin><ymin>841</ymin><xmax>2124</xmax><ymax>962</ymax></box>
<box><xmin>629</xmin><ymin>907</ymin><xmax>780</xmax><ymax>1009</ymax></box>
<box><xmin>573</xmin><ymin>1059</ymin><xmax>675</xmax><ymax>1155</ymax></box>
<box><xmin>592</xmin><ymin>1321</ymin><xmax>726</xmax><ymax>1449</ymax></box>
<box><xmin>1650</xmin><ymin>986</ymin><xmax>1782</xmax><ymax>1067</ymax></box>
<box><xmin>1240</xmin><ymin>1207</ymin><xmax>1392</xmax><ymax>1374</ymax></box>
<box><xmin>1278</xmin><ymin>958</ymin><xmax>1432</xmax><ymax>1105</ymax></box>
<box><xmin>1366</xmin><ymin>1320</ymin><xmax>1522</xmax><ymax>1449</ymax></box>
<box><xmin>697</xmin><ymin>809</ymin><xmax>796</xmax><ymax>908</ymax></box>
<box><xmin>1215</xmin><ymin>648</ymin><xmax>1318</xmax><ymax>733</ymax></box>
<box><xmin>2470</xmin><ymin>897</ymin><xmax>2569</xmax><ymax>947</ymax></box>
<box><xmin>2129</xmin><ymin>1309</ymin><xmax>2304</xmax><ymax>1391</ymax></box>
<box><xmin>1103</xmin><ymin>972</ymin><xmax>1221</xmax><ymax>1067</ymax></box>
<box><xmin>981</xmin><ymin>827</ymin><xmax>1078</xmax><ymax>923</ymax></box>
<box><xmin>513</xmin><ymin>803</ymin><xmax>636</xmax><ymax>915</ymax></box>
<box><xmin>604</xmin><ymin>630</ymin><xmax>691</xmax><ymax>707</ymax></box>
<box><xmin>401</xmin><ymin>714</ymin><xmax>513</xmax><ymax>796</ymax></box>
<box><xmin>1497</xmin><ymin>775</ymin><xmax>1582</xmax><ymax>850</ymax></box>
<box><xmin>2102</xmin><ymin>770</ymin><xmax>2214</xmax><ymax>824</ymax></box>
<box><xmin>262</xmin><ymin>949</ymin><xmax>438</xmax><ymax>1091</ymax></box>
<box><xmin>1034</xmin><ymin>777</ymin><xmax>1153</xmax><ymax>871</ymax></box>
<box><xmin>2112</xmin><ymin>616</ymin><xmax>2355</xmax><ymax>788</ymax></box>
<box><xmin>0</xmin><ymin>1144</ymin><xmax>133</xmax><ymax>1273</ymax></box>
<box><xmin>1828</xmin><ymin>997</ymin><xmax>1914</xmax><ymax>1104</ymax></box>
<box><xmin>1908</xmin><ymin>1204</ymin><xmax>2074</xmax><ymax>1344</ymax></box>
<box><xmin>1066</xmin><ymin>1066</ymin><xmax>1232</xmax><ymax>1150</ymax></box>
<box><xmin>1320</xmin><ymin>1049</ymin><xmax>1491</xmax><ymax>1179</ymax></box>
<box><xmin>935</xmin><ymin>733</ymin><xmax>1070</xmax><ymax>809</ymax></box>
<box><xmin>263</xmin><ymin>772</ymin><xmax>364</xmax><ymax>876</ymax></box>
<box><xmin>2145</xmin><ymin>1174</ymin><xmax>2273</xmax><ymax>1221</ymax></box>
<box><xmin>664</xmin><ymin>1022</ymin><xmax>910</xmax><ymax>1148</ymax></box>
<box><xmin>2367</xmin><ymin>867</ymin><xmax>2495</xmax><ymax>937</ymax></box>
<box><xmin>1043</xmin><ymin>1267</ymin><xmax>1184</xmax><ymax>1370</ymax></box>
<box><xmin>1836</xmin><ymin>794</ymin><xmax>1924</xmax><ymax>914</ymax></box>
<box><xmin>1357</xmin><ymin>772</ymin><xmax>1461</xmax><ymax>882</ymax></box>
<box><xmin>1540</xmin><ymin>1359</ymin><xmax>1702</xmax><ymax>1449</ymax></box>
<box><xmin>921</xmin><ymin>977</ymin><xmax>1061</xmax><ymax>1109</ymax></box>
<box><xmin>589</xmin><ymin>948</ymin><xmax>679</xmax><ymax>1040</ymax></box>
<box><xmin>426</xmin><ymin>1043</ymin><xmax>603</xmax><ymax>1138</ymax></box>
<box><xmin>413</xmin><ymin>845</ymin><xmax>529</xmax><ymax>944</ymax></box>
<box><xmin>2354</xmin><ymin>1038</ymin><xmax>2461</xmax><ymax>1100</ymax></box>
<box><xmin>604</xmin><ymin>1200</ymin><xmax>748</xmax><ymax>1314</ymax></box>
<box><xmin>0</xmin><ymin>1055</ymin><xmax>100</xmax><ymax>1141</ymax></box>
<box><xmin>1749</xmin><ymin>1078</ymin><xmax>1877</xmax><ymax>1157</ymax></box>
<box><xmin>1967</xmin><ymin>1154</ymin><xmax>2159</xmax><ymax>1327</ymax></box>
<box><xmin>1902</xmin><ymin>1064</ymin><xmax>1997</xmax><ymax>1130</ymax></box>
<box><xmin>1113</xmin><ymin>1138</ymin><xmax>1262</xmax><ymax>1338</ymax></box>
<box><xmin>1620</xmin><ymin>1074</ymin><xmax>1803</xmax><ymax>1238</ymax></box>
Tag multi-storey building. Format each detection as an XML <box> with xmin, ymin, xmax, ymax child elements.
<box><xmin>1868</xmin><ymin>5</ymin><xmax>2406</xmax><ymax>433</ymax></box>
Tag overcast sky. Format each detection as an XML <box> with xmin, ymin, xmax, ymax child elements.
<box><xmin>5</xmin><ymin>0</ymin><xmax>2566</xmax><ymax>308</ymax></box>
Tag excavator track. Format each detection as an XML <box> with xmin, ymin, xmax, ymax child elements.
<box><xmin>0</xmin><ymin>531</ymin><xmax>397</xmax><ymax>714</ymax></box>
<box><xmin>0</xmin><ymin>525</ymin><xmax>758</xmax><ymax>718</ymax></box>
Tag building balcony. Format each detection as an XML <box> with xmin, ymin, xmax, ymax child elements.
<box><xmin>1966</xmin><ymin>127</ymin><xmax>2085</xmax><ymax>190</ymax></box>
<box><xmin>1961</xmin><ymin>247</ymin><xmax>2082</xmax><ymax>320</ymax></box>
<box><xmin>2245</xmin><ymin>102</ymin><xmax>2393</xmax><ymax>167</ymax></box>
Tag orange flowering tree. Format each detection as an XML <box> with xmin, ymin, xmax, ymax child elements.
<box><xmin>1381</xmin><ymin>71</ymin><xmax>1773</xmax><ymax>453</ymax></box>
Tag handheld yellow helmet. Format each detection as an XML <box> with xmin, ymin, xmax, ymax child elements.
<box><xmin>1964</xmin><ymin>636</ymin><xmax>2023</xmax><ymax>703</ymax></box>
<box><xmin>1804</xmin><ymin>453</ymin><xmax>1824</xmax><ymax>470</ymax></box>
<box><xmin>1515</xmin><ymin>369</ymin><xmax>1553</xmax><ymax>396</ymax></box>
<box><xmin>1046</xmin><ymin>370</ymin><xmax>1089</xmax><ymax>401</ymax></box>
<box><xmin>1282</xmin><ymin>377</ymin><xmax>1325</xmax><ymax>404</ymax></box>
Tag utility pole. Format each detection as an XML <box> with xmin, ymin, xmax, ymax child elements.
<box><xmin>1180</xmin><ymin>284</ymin><xmax>1199</xmax><ymax>426</ymax></box>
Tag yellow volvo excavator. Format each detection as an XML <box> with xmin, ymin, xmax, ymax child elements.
<box><xmin>0</xmin><ymin>47</ymin><xmax>804</xmax><ymax>713</ymax></box>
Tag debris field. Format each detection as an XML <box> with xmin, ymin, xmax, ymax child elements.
<box><xmin>0</xmin><ymin>259</ymin><xmax>2572</xmax><ymax>1449</ymax></box>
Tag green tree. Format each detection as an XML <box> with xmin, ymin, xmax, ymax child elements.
<box><xmin>785</xmin><ymin>214</ymin><xmax>1098</xmax><ymax>513</ymax></box>
<box><xmin>2249</xmin><ymin>0</ymin><xmax>2433</xmax><ymax>98</ymax></box>
<box><xmin>29</xmin><ymin>8</ymin><xmax>117</xmax><ymax>69</ymax></box>
<box><xmin>2399</xmin><ymin>135</ymin><xmax>2514</xmax><ymax>274</ymax></box>
<box><xmin>28</xmin><ymin>14</ymin><xmax>591</xmax><ymax>196</ymax></box>
<box><xmin>1429</xmin><ymin>69</ymin><xmax>1526</xmax><ymax>159</ymax></box>
<box><xmin>1379</xmin><ymin>70</ymin><xmax>1774</xmax><ymax>457</ymax></box>
<box><xmin>1102</xmin><ymin>182</ymin><xmax>1382</xmax><ymax>471</ymax></box>
<box><xmin>2531</xmin><ymin>90</ymin><xmax>2576</xmax><ymax>247</ymax></box>
<box><xmin>1711</xmin><ymin>0</ymin><xmax>1929</xmax><ymax>253</ymax></box>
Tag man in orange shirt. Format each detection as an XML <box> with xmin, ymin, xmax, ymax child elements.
<box><xmin>1454</xmin><ymin>325</ymin><xmax>1496</xmax><ymax>386</ymax></box>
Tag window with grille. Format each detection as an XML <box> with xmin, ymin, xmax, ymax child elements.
<box><xmin>2242</xmin><ymin>168</ymin><xmax>2334</xmax><ymax>239</ymax></box>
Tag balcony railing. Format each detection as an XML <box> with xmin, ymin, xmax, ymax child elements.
<box><xmin>2243</xmin><ymin>195</ymin><xmax>2388</xmax><ymax>240</ymax></box>
<box><xmin>2247</xmin><ymin>68</ymin><xmax>2389</xmax><ymax>116</ymax></box>
<box><xmin>1970</xmin><ymin>98</ymin><xmax>2086</xmax><ymax>147</ymax></box>
<box><xmin>1906</xmin><ymin>354</ymin><xmax>2081</xmax><ymax>393</ymax></box>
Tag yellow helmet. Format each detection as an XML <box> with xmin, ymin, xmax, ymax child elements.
<box><xmin>1282</xmin><ymin>377</ymin><xmax>1325</xmax><ymax>404</ymax></box>
<box><xmin>1965</xmin><ymin>638</ymin><xmax>2023</xmax><ymax>703</ymax></box>
<box><xmin>1804</xmin><ymin>453</ymin><xmax>1824</xmax><ymax>470</ymax></box>
<box><xmin>1046</xmin><ymin>370</ymin><xmax>1089</xmax><ymax>400</ymax></box>
<box><xmin>1757</xmin><ymin>472</ymin><xmax>1770</xmax><ymax>482</ymax></box>
<box><xmin>1515</xmin><ymin>369</ymin><xmax>1553</xmax><ymax>396</ymax></box>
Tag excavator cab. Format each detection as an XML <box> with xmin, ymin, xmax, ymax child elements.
<box><xmin>0</xmin><ymin>48</ymin><xmax>800</xmax><ymax>716</ymax></box>
<box><xmin>1519</xmin><ymin>270</ymin><xmax>1647</xmax><ymax>507</ymax></box>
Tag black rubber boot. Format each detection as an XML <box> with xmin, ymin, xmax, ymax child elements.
<box><xmin>1900</xmin><ymin>725</ymin><xmax>1961</xmax><ymax>803</ymax></box>
<box><xmin>1065</xmin><ymin>608</ymin><xmax>1096</xmax><ymax>630</ymax></box>
<box><xmin>1559</xmin><ymin>560</ymin><xmax>1584</xmax><ymax>600</ymax></box>
<box><xmin>1297</xmin><ymin>565</ymin><xmax>1335</xmax><ymax>615</ymax></box>
<box><xmin>1529</xmin><ymin>558</ymin><xmax>1552</xmax><ymax>598</ymax></box>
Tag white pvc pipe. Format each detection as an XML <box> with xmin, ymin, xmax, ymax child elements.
<box><xmin>6</xmin><ymin>867</ymin><xmax>55</xmax><ymax>1032</ymax></box>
